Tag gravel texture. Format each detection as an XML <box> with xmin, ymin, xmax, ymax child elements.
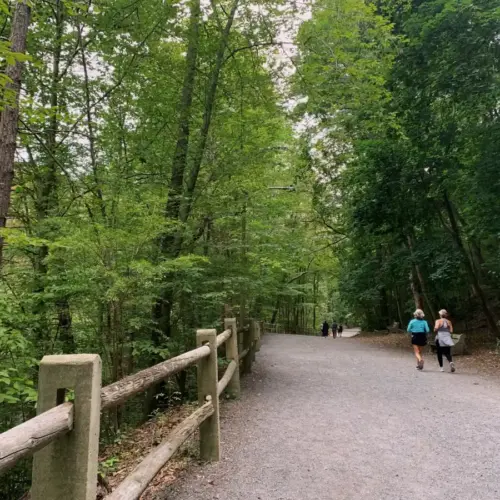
<box><xmin>160</xmin><ymin>333</ymin><xmax>500</xmax><ymax>500</ymax></box>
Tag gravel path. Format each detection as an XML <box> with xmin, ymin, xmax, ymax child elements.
<box><xmin>161</xmin><ymin>334</ymin><xmax>500</xmax><ymax>500</ymax></box>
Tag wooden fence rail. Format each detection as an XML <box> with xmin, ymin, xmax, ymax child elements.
<box><xmin>106</xmin><ymin>401</ymin><xmax>214</xmax><ymax>500</ymax></box>
<box><xmin>217</xmin><ymin>360</ymin><xmax>237</xmax><ymax>397</ymax></box>
<box><xmin>101</xmin><ymin>345</ymin><xmax>211</xmax><ymax>410</ymax></box>
<box><xmin>0</xmin><ymin>317</ymin><xmax>263</xmax><ymax>499</ymax></box>
<box><xmin>0</xmin><ymin>402</ymin><xmax>74</xmax><ymax>472</ymax></box>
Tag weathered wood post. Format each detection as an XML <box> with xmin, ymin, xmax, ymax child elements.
<box><xmin>237</xmin><ymin>314</ymin><xmax>244</xmax><ymax>359</ymax></box>
<box><xmin>256</xmin><ymin>320</ymin><xmax>262</xmax><ymax>352</ymax></box>
<box><xmin>224</xmin><ymin>317</ymin><xmax>240</xmax><ymax>398</ymax></box>
<box><xmin>196</xmin><ymin>329</ymin><xmax>220</xmax><ymax>461</ymax></box>
<box><xmin>32</xmin><ymin>354</ymin><xmax>102</xmax><ymax>500</ymax></box>
<box><xmin>251</xmin><ymin>320</ymin><xmax>257</xmax><ymax>362</ymax></box>
<box><xmin>242</xmin><ymin>323</ymin><xmax>253</xmax><ymax>374</ymax></box>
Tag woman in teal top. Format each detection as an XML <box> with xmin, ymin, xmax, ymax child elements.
<box><xmin>407</xmin><ymin>309</ymin><xmax>430</xmax><ymax>370</ymax></box>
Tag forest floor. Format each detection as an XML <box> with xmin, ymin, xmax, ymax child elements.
<box><xmin>356</xmin><ymin>331</ymin><xmax>500</xmax><ymax>378</ymax></box>
<box><xmin>98</xmin><ymin>403</ymin><xmax>201</xmax><ymax>499</ymax></box>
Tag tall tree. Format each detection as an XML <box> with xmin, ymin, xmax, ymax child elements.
<box><xmin>0</xmin><ymin>0</ymin><xmax>30</xmax><ymax>264</ymax></box>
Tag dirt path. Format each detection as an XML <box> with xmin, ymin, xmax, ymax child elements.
<box><xmin>160</xmin><ymin>334</ymin><xmax>500</xmax><ymax>500</ymax></box>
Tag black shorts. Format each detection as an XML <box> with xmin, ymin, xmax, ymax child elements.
<box><xmin>411</xmin><ymin>333</ymin><xmax>427</xmax><ymax>346</ymax></box>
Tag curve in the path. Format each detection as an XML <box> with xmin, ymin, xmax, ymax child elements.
<box><xmin>162</xmin><ymin>334</ymin><xmax>500</xmax><ymax>500</ymax></box>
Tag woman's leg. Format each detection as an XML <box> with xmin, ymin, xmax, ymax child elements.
<box><xmin>442</xmin><ymin>346</ymin><xmax>455</xmax><ymax>371</ymax></box>
<box><xmin>437</xmin><ymin>346</ymin><xmax>444</xmax><ymax>368</ymax></box>
<box><xmin>413</xmin><ymin>345</ymin><xmax>424</xmax><ymax>368</ymax></box>
<box><xmin>443</xmin><ymin>347</ymin><xmax>452</xmax><ymax>363</ymax></box>
<box><xmin>413</xmin><ymin>344</ymin><xmax>422</xmax><ymax>362</ymax></box>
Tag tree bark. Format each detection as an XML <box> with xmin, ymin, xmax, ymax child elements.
<box><xmin>0</xmin><ymin>0</ymin><xmax>31</xmax><ymax>264</ymax></box>
<box><xmin>409</xmin><ymin>269</ymin><xmax>423</xmax><ymax>311</ymax></box>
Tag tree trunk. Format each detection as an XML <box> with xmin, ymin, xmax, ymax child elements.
<box><xmin>79</xmin><ymin>22</ymin><xmax>106</xmax><ymax>219</ymax></box>
<box><xmin>395</xmin><ymin>286</ymin><xmax>404</xmax><ymax>327</ymax></box>
<box><xmin>154</xmin><ymin>0</ymin><xmax>239</xmax><ymax>343</ymax></box>
<box><xmin>33</xmin><ymin>0</ymin><xmax>71</xmax><ymax>347</ymax></box>
<box><xmin>178</xmin><ymin>0</ymin><xmax>240</xmax><ymax>226</ymax></box>
<box><xmin>409</xmin><ymin>269</ymin><xmax>423</xmax><ymax>311</ymax></box>
<box><xmin>379</xmin><ymin>286</ymin><xmax>390</xmax><ymax>329</ymax></box>
<box><xmin>442</xmin><ymin>191</ymin><xmax>499</xmax><ymax>336</ymax></box>
<box><xmin>312</xmin><ymin>272</ymin><xmax>317</xmax><ymax>330</ymax></box>
<box><xmin>406</xmin><ymin>234</ymin><xmax>436</xmax><ymax>322</ymax></box>
<box><xmin>57</xmin><ymin>299</ymin><xmax>74</xmax><ymax>353</ymax></box>
<box><xmin>270</xmin><ymin>298</ymin><xmax>280</xmax><ymax>324</ymax></box>
<box><xmin>160</xmin><ymin>0</ymin><xmax>201</xmax><ymax>252</ymax></box>
<box><xmin>153</xmin><ymin>0</ymin><xmax>201</xmax><ymax>341</ymax></box>
<box><xmin>239</xmin><ymin>191</ymin><xmax>247</xmax><ymax>331</ymax></box>
<box><xmin>36</xmin><ymin>0</ymin><xmax>63</xmax><ymax>224</ymax></box>
<box><xmin>0</xmin><ymin>0</ymin><xmax>31</xmax><ymax>264</ymax></box>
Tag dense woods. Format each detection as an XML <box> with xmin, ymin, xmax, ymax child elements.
<box><xmin>294</xmin><ymin>0</ymin><xmax>500</xmax><ymax>335</ymax></box>
<box><xmin>1</xmin><ymin>0</ymin><xmax>500</xmax><ymax>496</ymax></box>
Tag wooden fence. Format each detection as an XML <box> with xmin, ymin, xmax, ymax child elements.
<box><xmin>0</xmin><ymin>318</ymin><xmax>263</xmax><ymax>500</ymax></box>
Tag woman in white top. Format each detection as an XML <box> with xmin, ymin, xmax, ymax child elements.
<box><xmin>434</xmin><ymin>309</ymin><xmax>456</xmax><ymax>373</ymax></box>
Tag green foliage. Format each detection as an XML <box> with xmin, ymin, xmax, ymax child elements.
<box><xmin>98</xmin><ymin>456</ymin><xmax>120</xmax><ymax>479</ymax></box>
<box><xmin>1</xmin><ymin>3</ymin><xmax>339</xmax><ymax>496</ymax></box>
<box><xmin>6</xmin><ymin>0</ymin><xmax>500</xmax><ymax>494</ymax></box>
<box><xmin>0</xmin><ymin>297</ymin><xmax>37</xmax><ymax>418</ymax></box>
<box><xmin>293</xmin><ymin>0</ymin><xmax>500</xmax><ymax>331</ymax></box>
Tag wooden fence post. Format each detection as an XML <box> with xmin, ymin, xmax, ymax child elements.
<box><xmin>251</xmin><ymin>320</ymin><xmax>257</xmax><ymax>362</ymax></box>
<box><xmin>256</xmin><ymin>321</ymin><xmax>262</xmax><ymax>352</ymax></box>
<box><xmin>242</xmin><ymin>324</ymin><xmax>252</xmax><ymax>374</ymax></box>
<box><xmin>237</xmin><ymin>318</ymin><xmax>244</xmax><ymax>359</ymax></box>
<box><xmin>196</xmin><ymin>329</ymin><xmax>220</xmax><ymax>461</ymax></box>
<box><xmin>32</xmin><ymin>355</ymin><xmax>102</xmax><ymax>500</ymax></box>
<box><xmin>224</xmin><ymin>318</ymin><xmax>240</xmax><ymax>398</ymax></box>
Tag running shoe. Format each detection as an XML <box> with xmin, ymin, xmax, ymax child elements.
<box><xmin>450</xmin><ymin>362</ymin><xmax>456</xmax><ymax>373</ymax></box>
<box><xmin>440</xmin><ymin>367</ymin><xmax>444</xmax><ymax>372</ymax></box>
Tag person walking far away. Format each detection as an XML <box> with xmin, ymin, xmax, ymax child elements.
<box><xmin>338</xmin><ymin>324</ymin><xmax>343</xmax><ymax>337</ymax></box>
<box><xmin>322</xmin><ymin>320</ymin><xmax>329</xmax><ymax>337</ymax></box>
<box><xmin>434</xmin><ymin>309</ymin><xmax>456</xmax><ymax>373</ymax></box>
<box><xmin>331</xmin><ymin>321</ymin><xmax>338</xmax><ymax>338</ymax></box>
<box><xmin>407</xmin><ymin>309</ymin><xmax>429</xmax><ymax>370</ymax></box>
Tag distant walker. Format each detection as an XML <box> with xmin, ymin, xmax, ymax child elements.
<box><xmin>331</xmin><ymin>321</ymin><xmax>338</xmax><ymax>338</ymax></box>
